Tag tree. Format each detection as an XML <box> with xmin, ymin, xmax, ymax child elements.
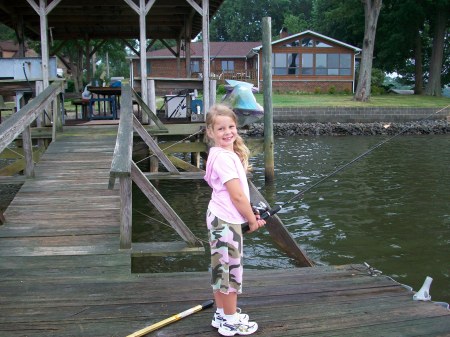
<box><xmin>354</xmin><ymin>0</ymin><xmax>383</xmax><ymax>102</ymax></box>
<box><xmin>312</xmin><ymin>0</ymin><xmax>364</xmax><ymax>46</ymax></box>
<box><xmin>375</xmin><ymin>0</ymin><xmax>427</xmax><ymax>94</ymax></box>
<box><xmin>425</xmin><ymin>2</ymin><xmax>449</xmax><ymax>96</ymax></box>
<box><xmin>209</xmin><ymin>0</ymin><xmax>314</xmax><ymax>41</ymax></box>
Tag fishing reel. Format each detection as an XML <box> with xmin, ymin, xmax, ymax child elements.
<box><xmin>242</xmin><ymin>202</ymin><xmax>282</xmax><ymax>233</ymax></box>
<box><xmin>251</xmin><ymin>202</ymin><xmax>270</xmax><ymax>216</ymax></box>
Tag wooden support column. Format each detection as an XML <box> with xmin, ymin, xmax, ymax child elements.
<box><xmin>119</xmin><ymin>176</ymin><xmax>132</xmax><ymax>249</ymax></box>
<box><xmin>22</xmin><ymin>125</ymin><xmax>34</xmax><ymax>178</ymax></box>
<box><xmin>124</xmin><ymin>0</ymin><xmax>155</xmax><ymax>122</ymax></box>
<box><xmin>27</xmin><ymin>0</ymin><xmax>62</xmax><ymax>89</ymax></box>
<box><xmin>262</xmin><ymin>17</ymin><xmax>275</xmax><ymax>183</ymax></box>
<box><xmin>202</xmin><ymin>0</ymin><xmax>210</xmax><ymax>111</ymax></box>
<box><xmin>145</xmin><ymin>78</ymin><xmax>156</xmax><ymax>125</ymax></box>
<box><xmin>209</xmin><ymin>79</ymin><xmax>216</xmax><ymax>106</ymax></box>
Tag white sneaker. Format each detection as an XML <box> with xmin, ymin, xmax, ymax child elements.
<box><xmin>211</xmin><ymin>308</ymin><xmax>249</xmax><ymax>328</ymax></box>
<box><xmin>218</xmin><ymin>320</ymin><xmax>258</xmax><ymax>336</ymax></box>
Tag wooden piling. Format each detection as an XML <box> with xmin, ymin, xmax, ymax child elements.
<box><xmin>262</xmin><ymin>17</ymin><xmax>275</xmax><ymax>183</ymax></box>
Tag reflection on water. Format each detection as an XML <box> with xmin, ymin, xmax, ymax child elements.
<box><xmin>133</xmin><ymin>134</ymin><xmax>450</xmax><ymax>304</ymax></box>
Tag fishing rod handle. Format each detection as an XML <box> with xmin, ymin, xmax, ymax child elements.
<box><xmin>241</xmin><ymin>205</ymin><xmax>282</xmax><ymax>233</ymax></box>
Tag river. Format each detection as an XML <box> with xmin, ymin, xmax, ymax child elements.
<box><xmin>133</xmin><ymin>134</ymin><xmax>449</xmax><ymax>304</ymax></box>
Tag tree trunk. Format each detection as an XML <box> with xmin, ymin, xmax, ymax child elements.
<box><xmin>425</xmin><ymin>10</ymin><xmax>447</xmax><ymax>96</ymax></box>
<box><xmin>354</xmin><ymin>0</ymin><xmax>382</xmax><ymax>102</ymax></box>
<box><xmin>413</xmin><ymin>28</ymin><xmax>423</xmax><ymax>95</ymax></box>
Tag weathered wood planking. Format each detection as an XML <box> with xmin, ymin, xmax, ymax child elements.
<box><xmin>0</xmin><ymin>126</ymin><xmax>449</xmax><ymax>337</ymax></box>
<box><xmin>0</xmin><ymin>264</ymin><xmax>449</xmax><ymax>337</ymax></box>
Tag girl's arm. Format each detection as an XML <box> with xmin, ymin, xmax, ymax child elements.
<box><xmin>225</xmin><ymin>178</ymin><xmax>265</xmax><ymax>233</ymax></box>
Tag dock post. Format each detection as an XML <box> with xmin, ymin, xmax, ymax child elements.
<box><xmin>262</xmin><ymin>17</ymin><xmax>275</xmax><ymax>183</ymax></box>
<box><xmin>119</xmin><ymin>176</ymin><xmax>132</xmax><ymax>249</ymax></box>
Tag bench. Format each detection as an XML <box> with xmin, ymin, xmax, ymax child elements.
<box><xmin>72</xmin><ymin>99</ymin><xmax>89</xmax><ymax>120</ymax></box>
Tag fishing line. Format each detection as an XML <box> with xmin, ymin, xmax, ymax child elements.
<box><xmin>134</xmin><ymin>128</ymin><xmax>204</xmax><ymax>165</ymax></box>
<box><xmin>243</xmin><ymin>104</ymin><xmax>449</xmax><ymax>232</ymax></box>
<box><xmin>134</xmin><ymin>209</ymin><xmax>208</xmax><ymax>244</ymax></box>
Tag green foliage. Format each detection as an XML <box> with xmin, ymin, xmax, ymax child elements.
<box><xmin>210</xmin><ymin>0</ymin><xmax>313</xmax><ymax>41</ymax></box>
<box><xmin>371</xmin><ymin>68</ymin><xmax>385</xmax><ymax>88</ymax></box>
<box><xmin>0</xmin><ymin>24</ymin><xmax>15</xmax><ymax>40</ymax></box>
<box><xmin>66</xmin><ymin>80</ymin><xmax>75</xmax><ymax>93</ymax></box>
<box><xmin>328</xmin><ymin>85</ymin><xmax>336</xmax><ymax>94</ymax></box>
<box><xmin>216</xmin><ymin>84</ymin><xmax>226</xmax><ymax>95</ymax></box>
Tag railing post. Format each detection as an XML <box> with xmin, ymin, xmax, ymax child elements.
<box><xmin>119</xmin><ymin>176</ymin><xmax>132</xmax><ymax>249</ymax></box>
<box><xmin>22</xmin><ymin>125</ymin><xmax>35</xmax><ymax>178</ymax></box>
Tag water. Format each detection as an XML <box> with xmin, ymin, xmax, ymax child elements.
<box><xmin>132</xmin><ymin>134</ymin><xmax>450</xmax><ymax>304</ymax></box>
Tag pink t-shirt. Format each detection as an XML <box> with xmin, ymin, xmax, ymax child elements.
<box><xmin>204</xmin><ymin>147</ymin><xmax>250</xmax><ymax>224</ymax></box>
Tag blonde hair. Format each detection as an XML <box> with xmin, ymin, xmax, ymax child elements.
<box><xmin>205</xmin><ymin>104</ymin><xmax>250</xmax><ymax>171</ymax></box>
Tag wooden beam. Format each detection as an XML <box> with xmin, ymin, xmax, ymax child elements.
<box><xmin>131</xmin><ymin>241</ymin><xmax>204</xmax><ymax>257</ymax></box>
<box><xmin>144</xmin><ymin>172</ymin><xmax>205</xmax><ymax>180</ymax></box>
<box><xmin>130</xmin><ymin>161</ymin><xmax>202</xmax><ymax>247</ymax></box>
<box><xmin>248</xmin><ymin>180</ymin><xmax>313</xmax><ymax>267</ymax></box>
<box><xmin>131</xmin><ymin>88</ymin><xmax>167</xmax><ymax>129</ymax></box>
<box><xmin>167</xmin><ymin>154</ymin><xmax>204</xmax><ymax>172</ymax></box>
<box><xmin>109</xmin><ymin>83</ymin><xmax>134</xmax><ymax>188</ymax></box>
<box><xmin>132</xmin><ymin>114</ymin><xmax>179</xmax><ymax>174</ymax></box>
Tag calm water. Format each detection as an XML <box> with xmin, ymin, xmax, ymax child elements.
<box><xmin>132</xmin><ymin>134</ymin><xmax>450</xmax><ymax>304</ymax></box>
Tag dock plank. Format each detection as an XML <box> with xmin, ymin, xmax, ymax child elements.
<box><xmin>0</xmin><ymin>126</ymin><xmax>449</xmax><ymax>337</ymax></box>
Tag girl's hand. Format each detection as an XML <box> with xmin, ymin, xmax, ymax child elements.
<box><xmin>248</xmin><ymin>216</ymin><xmax>266</xmax><ymax>233</ymax></box>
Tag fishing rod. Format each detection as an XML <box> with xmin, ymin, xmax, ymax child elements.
<box><xmin>126</xmin><ymin>300</ymin><xmax>214</xmax><ymax>337</ymax></box>
<box><xmin>242</xmin><ymin>104</ymin><xmax>449</xmax><ymax>233</ymax></box>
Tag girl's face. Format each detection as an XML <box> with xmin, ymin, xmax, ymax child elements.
<box><xmin>207</xmin><ymin>115</ymin><xmax>237</xmax><ymax>150</ymax></box>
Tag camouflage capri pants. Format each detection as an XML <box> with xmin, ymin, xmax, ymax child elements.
<box><xmin>207</xmin><ymin>209</ymin><xmax>243</xmax><ymax>294</ymax></box>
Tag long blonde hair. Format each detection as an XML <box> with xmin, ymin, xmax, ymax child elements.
<box><xmin>205</xmin><ymin>104</ymin><xmax>250</xmax><ymax>171</ymax></box>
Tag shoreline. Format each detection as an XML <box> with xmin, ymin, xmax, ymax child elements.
<box><xmin>246</xmin><ymin>119</ymin><xmax>449</xmax><ymax>136</ymax></box>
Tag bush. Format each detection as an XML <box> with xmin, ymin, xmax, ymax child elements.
<box><xmin>371</xmin><ymin>85</ymin><xmax>385</xmax><ymax>95</ymax></box>
<box><xmin>328</xmin><ymin>85</ymin><xmax>336</xmax><ymax>94</ymax></box>
<box><xmin>314</xmin><ymin>87</ymin><xmax>321</xmax><ymax>94</ymax></box>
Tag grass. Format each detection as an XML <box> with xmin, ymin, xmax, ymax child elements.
<box><xmin>253</xmin><ymin>93</ymin><xmax>450</xmax><ymax>108</ymax></box>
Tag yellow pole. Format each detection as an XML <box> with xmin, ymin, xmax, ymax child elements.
<box><xmin>126</xmin><ymin>300</ymin><xmax>214</xmax><ymax>337</ymax></box>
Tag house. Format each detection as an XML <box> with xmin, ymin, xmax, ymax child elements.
<box><xmin>251</xmin><ymin>29</ymin><xmax>361</xmax><ymax>93</ymax></box>
<box><xmin>129</xmin><ymin>30</ymin><xmax>360</xmax><ymax>94</ymax></box>
<box><xmin>129</xmin><ymin>41</ymin><xmax>261</xmax><ymax>85</ymax></box>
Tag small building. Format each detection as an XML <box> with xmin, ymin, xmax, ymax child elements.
<box><xmin>129</xmin><ymin>41</ymin><xmax>261</xmax><ymax>86</ymax></box>
<box><xmin>252</xmin><ymin>30</ymin><xmax>361</xmax><ymax>93</ymax></box>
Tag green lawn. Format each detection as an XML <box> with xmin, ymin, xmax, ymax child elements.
<box><xmin>253</xmin><ymin>93</ymin><xmax>450</xmax><ymax>108</ymax></box>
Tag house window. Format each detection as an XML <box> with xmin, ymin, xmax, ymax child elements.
<box><xmin>315</xmin><ymin>53</ymin><xmax>352</xmax><ymax>75</ymax></box>
<box><xmin>272</xmin><ymin>53</ymin><xmax>299</xmax><ymax>75</ymax></box>
<box><xmin>288</xmin><ymin>53</ymin><xmax>299</xmax><ymax>74</ymax></box>
<box><xmin>273</xmin><ymin>53</ymin><xmax>288</xmax><ymax>75</ymax></box>
<box><xmin>301</xmin><ymin>53</ymin><xmax>313</xmax><ymax>75</ymax></box>
<box><xmin>339</xmin><ymin>54</ymin><xmax>351</xmax><ymax>75</ymax></box>
<box><xmin>221</xmin><ymin>60</ymin><xmax>234</xmax><ymax>72</ymax></box>
<box><xmin>190</xmin><ymin>60</ymin><xmax>200</xmax><ymax>73</ymax></box>
<box><xmin>301</xmin><ymin>38</ymin><xmax>313</xmax><ymax>47</ymax></box>
<box><xmin>136</xmin><ymin>60</ymin><xmax>152</xmax><ymax>74</ymax></box>
<box><xmin>316</xmin><ymin>41</ymin><xmax>332</xmax><ymax>48</ymax></box>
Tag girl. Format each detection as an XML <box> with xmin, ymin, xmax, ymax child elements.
<box><xmin>204</xmin><ymin>104</ymin><xmax>265</xmax><ymax>336</ymax></box>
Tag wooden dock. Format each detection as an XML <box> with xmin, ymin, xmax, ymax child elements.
<box><xmin>1</xmin><ymin>126</ymin><xmax>449</xmax><ymax>337</ymax></box>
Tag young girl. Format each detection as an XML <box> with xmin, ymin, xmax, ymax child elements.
<box><xmin>204</xmin><ymin>104</ymin><xmax>265</xmax><ymax>336</ymax></box>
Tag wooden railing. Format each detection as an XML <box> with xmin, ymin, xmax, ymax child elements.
<box><xmin>0</xmin><ymin>81</ymin><xmax>64</xmax><ymax>225</ymax></box>
<box><xmin>0</xmin><ymin>81</ymin><xmax>64</xmax><ymax>177</ymax></box>
<box><xmin>108</xmin><ymin>81</ymin><xmax>204</xmax><ymax>251</ymax></box>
